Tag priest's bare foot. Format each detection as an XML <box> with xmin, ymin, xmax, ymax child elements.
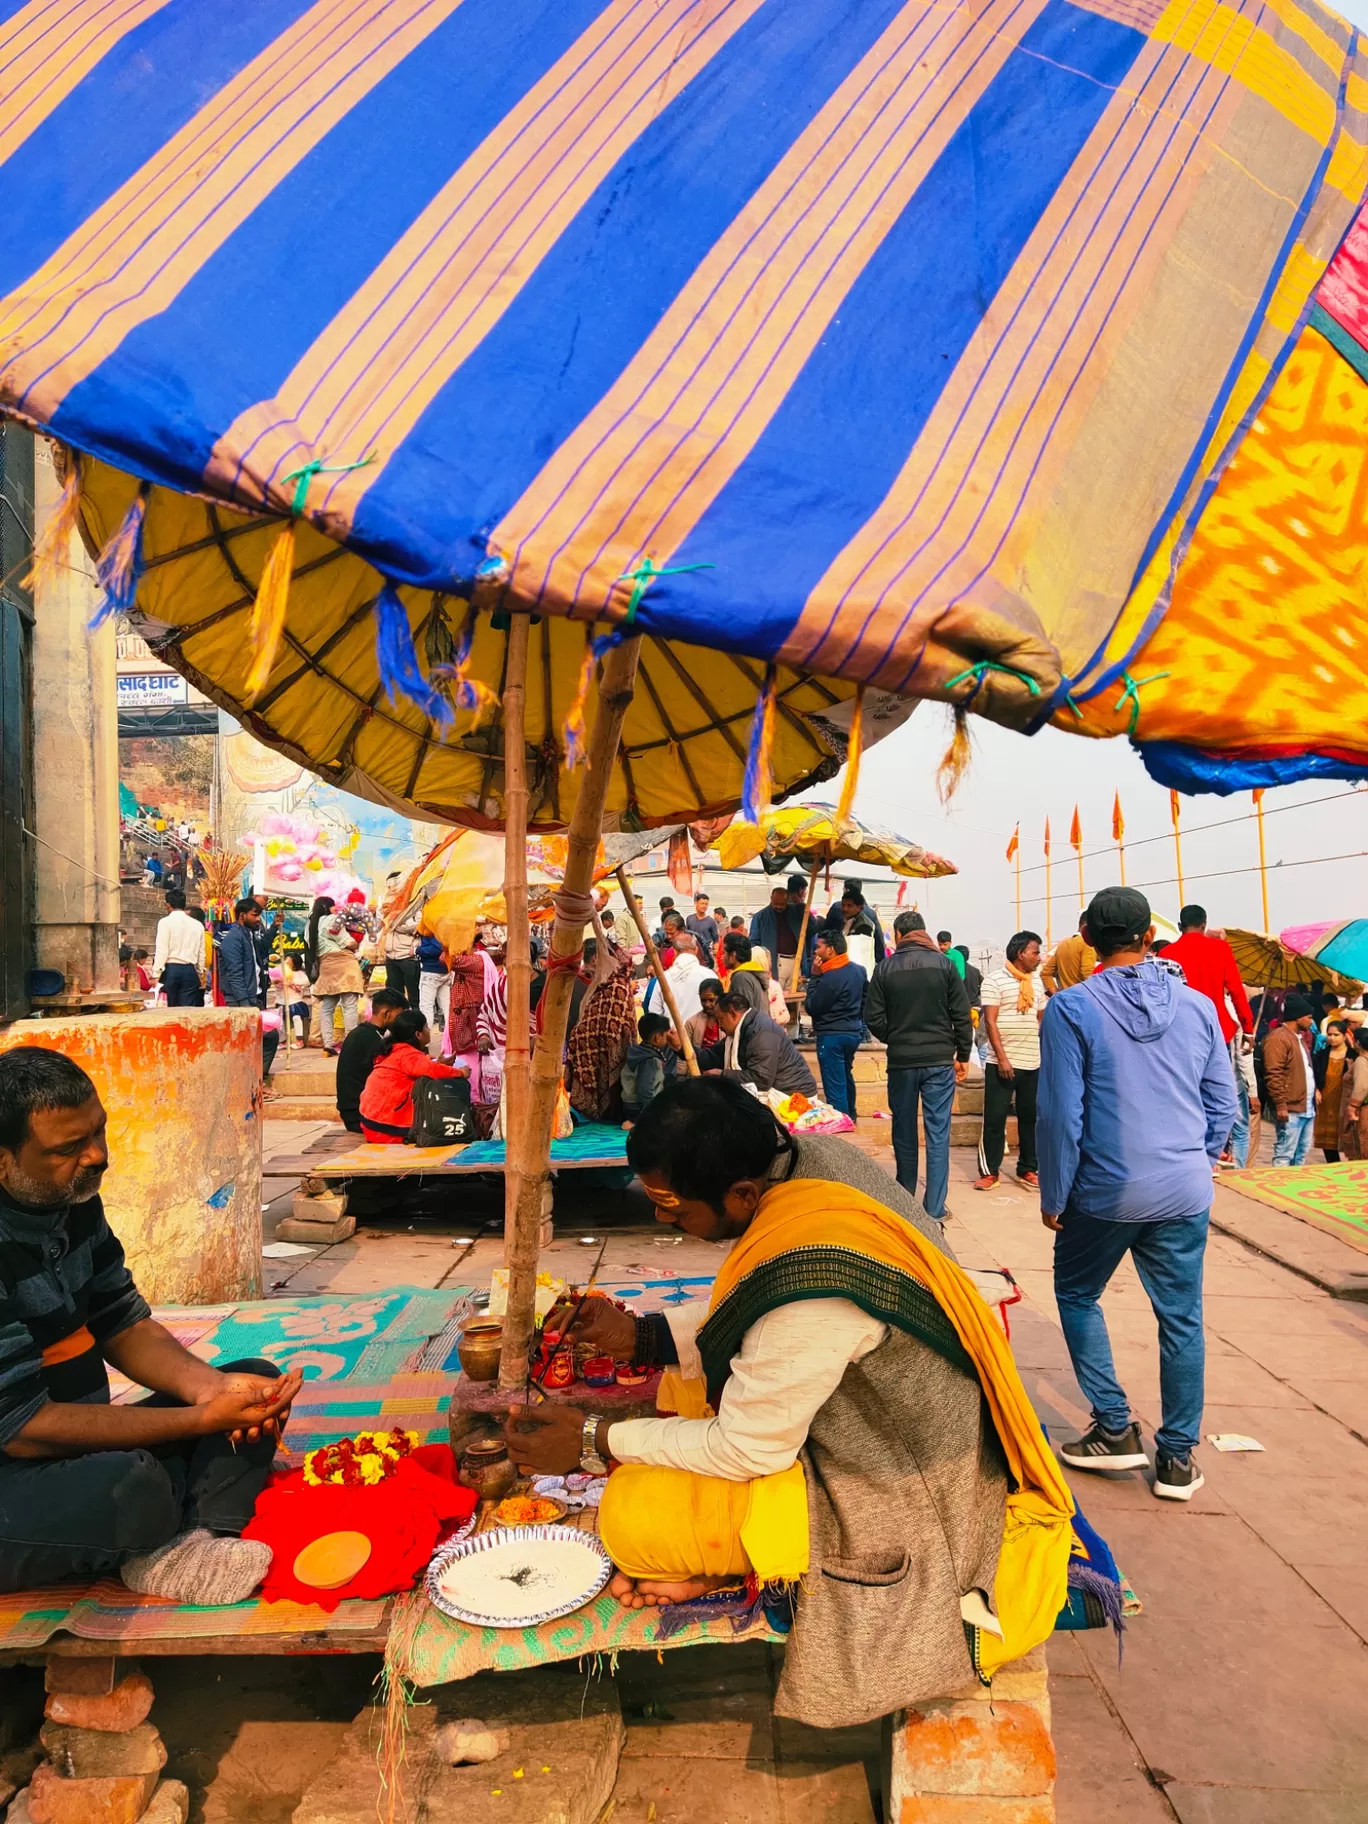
<box><xmin>609</xmin><ymin>1571</ymin><xmax>731</xmax><ymax>1609</ymax></box>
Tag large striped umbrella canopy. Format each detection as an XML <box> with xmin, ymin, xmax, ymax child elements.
<box><xmin>1281</xmin><ymin>920</ymin><xmax>1368</xmax><ymax>984</ymax></box>
<box><xmin>3</xmin><ymin>0</ymin><xmax>1368</xmax><ymax>802</ymax></box>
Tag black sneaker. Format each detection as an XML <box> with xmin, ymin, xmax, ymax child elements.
<box><xmin>1154</xmin><ymin>1453</ymin><xmax>1204</xmax><ymax>1501</ymax></box>
<box><xmin>1058</xmin><ymin>1421</ymin><xmax>1149</xmax><ymax>1472</ymax></box>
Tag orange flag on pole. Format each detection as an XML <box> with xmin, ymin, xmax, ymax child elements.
<box><xmin>1043</xmin><ymin>817</ymin><xmax>1051</xmax><ymax>856</ymax></box>
<box><xmin>1169</xmin><ymin>788</ymin><xmax>1181</xmax><ymax>828</ymax></box>
<box><xmin>1111</xmin><ymin>793</ymin><xmax>1124</xmax><ymax>842</ymax></box>
<box><xmin>1005</xmin><ymin>825</ymin><xmax>1019</xmax><ymax>861</ymax></box>
<box><xmin>1069</xmin><ymin>805</ymin><xmax>1082</xmax><ymax>851</ymax></box>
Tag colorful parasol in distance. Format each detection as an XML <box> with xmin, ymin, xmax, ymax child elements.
<box><xmin>1221</xmin><ymin>926</ymin><xmax>1361</xmax><ymax>996</ymax></box>
<box><xmin>1280</xmin><ymin>921</ymin><xmax>1368</xmax><ymax>989</ymax></box>
<box><xmin>0</xmin><ymin>0</ymin><xmax>1366</xmax><ymax>798</ymax></box>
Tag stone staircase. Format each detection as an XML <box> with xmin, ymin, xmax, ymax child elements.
<box><xmin>269</xmin><ymin>1048</ymin><xmax>343</xmax><ymax>1121</ymax></box>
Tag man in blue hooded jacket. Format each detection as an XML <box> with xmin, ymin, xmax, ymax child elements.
<box><xmin>1038</xmin><ymin>887</ymin><xmax>1237</xmax><ymax>1503</ymax></box>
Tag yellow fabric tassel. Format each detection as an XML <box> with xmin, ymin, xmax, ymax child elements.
<box><xmin>24</xmin><ymin>449</ymin><xmax>81</xmax><ymax>592</ymax></box>
<box><xmin>936</xmin><ymin>705</ymin><xmax>972</xmax><ymax>803</ymax></box>
<box><xmin>562</xmin><ymin>629</ymin><xmax>596</xmax><ymax>767</ymax></box>
<box><xmin>244</xmin><ymin>522</ymin><xmax>295</xmax><ymax>703</ymax></box>
<box><xmin>834</xmin><ymin>686</ymin><xmax>865</xmax><ymax>828</ymax></box>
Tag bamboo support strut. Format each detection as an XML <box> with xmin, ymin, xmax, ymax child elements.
<box><xmin>791</xmin><ymin>856</ymin><xmax>822</xmax><ymax>989</ymax></box>
<box><xmin>501</xmin><ymin>612</ymin><xmax>531</xmax><ymax>1257</ymax></box>
<box><xmin>498</xmin><ymin>635</ymin><xmax>643</xmax><ymax>1390</ymax></box>
<box><xmin>617</xmin><ymin>862</ymin><xmax>700</xmax><ymax>1077</ymax></box>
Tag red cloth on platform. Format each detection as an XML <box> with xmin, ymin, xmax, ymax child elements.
<box><xmin>243</xmin><ymin>1445</ymin><xmax>475</xmax><ymax>1610</ymax></box>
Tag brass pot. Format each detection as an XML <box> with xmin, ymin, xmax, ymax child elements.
<box><xmin>459</xmin><ymin>1437</ymin><xmax>517</xmax><ymax>1502</ymax></box>
<box><xmin>457</xmin><ymin>1320</ymin><xmax>503</xmax><ymax>1382</ymax></box>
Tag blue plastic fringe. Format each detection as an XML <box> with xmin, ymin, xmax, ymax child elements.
<box><xmin>374</xmin><ymin>582</ymin><xmax>453</xmax><ymax>725</ymax></box>
<box><xmin>89</xmin><ymin>483</ymin><xmax>150</xmax><ymax>629</ymax></box>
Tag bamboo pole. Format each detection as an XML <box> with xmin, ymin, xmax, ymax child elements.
<box><xmin>1044</xmin><ymin>821</ymin><xmax>1052</xmax><ymax>949</ymax></box>
<box><xmin>792</xmin><ymin>855</ymin><xmax>822</xmax><ymax>989</ymax></box>
<box><xmin>1254</xmin><ymin>789</ymin><xmax>1270</xmax><ymax>931</ymax></box>
<box><xmin>617</xmin><ymin>862</ymin><xmax>700</xmax><ymax>1076</ymax></box>
<box><xmin>1015</xmin><ymin>845</ymin><xmax>1022</xmax><ymax>928</ymax></box>
<box><xmin>498</xmin><ymin>635</ymin><xmax>642</xmax><ymax>1390</ymax></box>
<box><xmin>1171</xmin><ymin>790</ymin><xmax>1186</xmax><ymax>904</ymax></box>
<box><xmin>501</xmin><ymin>611</ymin><xmax>531</xmax><ymax>1255</ymax></box>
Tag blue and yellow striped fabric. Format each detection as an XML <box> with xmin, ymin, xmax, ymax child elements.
<box><xmin>2</xmin><ymin>0</ymin><xmax>1366</xmax><ymax>792</ymax></box>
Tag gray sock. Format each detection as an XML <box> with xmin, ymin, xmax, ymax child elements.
<box><xmin>121</xmin><ymin>1529</ymin><xmax>272</xmax><ymax>1605</ymax></box>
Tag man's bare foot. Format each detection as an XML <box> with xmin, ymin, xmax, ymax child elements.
<box><xmin>609</xmin><ymin>1570</ymin><xmax>733</xmax><ymax>1609</ymax></box>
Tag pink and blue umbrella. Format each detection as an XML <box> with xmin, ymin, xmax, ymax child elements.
<box><xmin>1281</xmin><ymin>923</ymin><xmax>1368</xmax><ymax>987</ymax></box>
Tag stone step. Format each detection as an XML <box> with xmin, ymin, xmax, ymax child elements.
<box><xmin>271</xmin><ymin>1067</ymin><xmax>337</xmax><ymax>1095</ymax></box>
<box><xmin>266</xmin><ymin>1096</ymin><xmax>342</xmax><ymax>1122</ymax></box>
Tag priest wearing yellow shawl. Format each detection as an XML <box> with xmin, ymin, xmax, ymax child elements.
<box><xmin>504</xmin><ymin>1080</ymin><xmax>1072</xmax><ymax>1728</ymax></box>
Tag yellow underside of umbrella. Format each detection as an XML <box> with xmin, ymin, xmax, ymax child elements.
<box><xmin>400</xmin><ymin>828</ymin><xmax>622</xmax><ymax>955</ymax></box>
<box><xmin>82</xmin><ymin>462</ymin><xmax>855</xmax><ymax>830</ymax></box>
<box><xmin>715</xmin><ymin>803</ymin><xmax>956</xmax><ymax>878</ymax></box>
<box><xmin>1221</xmin><ymin>928</ymin><xmax>1362</xmax><ymax>997</ymax></box>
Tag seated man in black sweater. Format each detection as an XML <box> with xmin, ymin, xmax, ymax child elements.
<box><xmin>334</xmin><ymin>988</ymin><xmax>408</xmax><ymax>1131</ymax></box>
<box><xmin>697</xmin><ymin>993</ymin><xmax>817</xmax><ymax>1097</ymax></box>
<box><xmin>0</xmin><ymin>1048</ymin><xmax>301</xmax><ymax>1602</ymax></box>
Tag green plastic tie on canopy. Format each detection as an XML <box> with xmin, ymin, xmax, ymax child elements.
<box><xmin>1112</xmin><ymin>670</ymin><xmax>1171</xmax><ymax>736</ymax></box>
<box><xmin>282</xmin><ymin>453</ymin><xmax>376</xmax><ymax>517</ymax></box>
<box><xmin>943</xmin><ymin>659</ymin><xmax>1042</xmax><ymax>698</ymax></box>
<box><xmin>617</xmin><ymin>557</ymin><xmax>715</xmax><ymax>623</ymax></box>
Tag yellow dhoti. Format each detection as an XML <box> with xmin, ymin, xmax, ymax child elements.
<box><xmin>598</xmin><ymin>1461</ymin><xmax>809</xmax><ymax>1584</ymax></box>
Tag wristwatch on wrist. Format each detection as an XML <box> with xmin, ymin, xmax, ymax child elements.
<box><xmin>580</xmin><ymin>1413</ymin><xmax>609</xmax><ymax>1476</ymax></box>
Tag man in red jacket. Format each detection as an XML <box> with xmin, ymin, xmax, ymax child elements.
<box><xmin>1163</xmin><ymin>907</ymin><xmax>1254</xmax><ymax>1044</ymax></box>
<box><xmin>1165</xmin><ymin>906</ymin><xmax>1256</xmax><ymax>1165</ymax></box>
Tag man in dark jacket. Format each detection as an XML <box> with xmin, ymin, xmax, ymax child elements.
<box><xmin>821</xmin><ymin>885</ymin><xmax>886</xmax><ymax>965</ymax></box>
<box><xmin>698</xmin><ymin>994</ymin><xmax>817</xmax><ymax>1096</ymax></box>
<box><xmin>803</xmin><ymin>932</ymin><xmax>866</xmax><ymax>1117</ymax></box>
<box><xmin>335</xmin><ymin>989</ymin><xmax>407</xmax><ymax>1132</ymax></box>
<box><xmin>865</xmin><ymin>911</ymin><xmax>972</xmax><ymax>1218</ymax></box>
<box><xmin>219</xmin><ymin>899</ymin><xmax>279</xmax><ymax>1081</ymax></box>
<box><xmin>720</xmin><ymin>932</ymin><xmax>771</xmax><ymax>1017</ymax></box>
<box><xmin>749</xmin><ymin>885</ymin><xmax>814</xmax><ymax>990</ymax></box>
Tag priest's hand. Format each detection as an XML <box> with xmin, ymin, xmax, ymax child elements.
<box><xmin>504</xmin><ymin>1405</ymin><xmax>588</xmax><ymax>1475</ymax></box>
<box><xmin>545</xmin><ymin>1295</ymin><xmax>637</xmax><ymax>1362</ymax></box>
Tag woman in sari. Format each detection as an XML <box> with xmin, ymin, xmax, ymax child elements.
<box><xmin>445</xmin><ymin>928</ymin><xmax>508</xmax><ymax>1105</ymax></box>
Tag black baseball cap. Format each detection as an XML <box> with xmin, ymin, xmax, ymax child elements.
<box><xmin>1084</xmin><ymin>887</ymin><xmax>1152</xmax><ymax>955</ymax></box>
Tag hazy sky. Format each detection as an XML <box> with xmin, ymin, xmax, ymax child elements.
<box><xmin>821</xmin><ymin>704</ymin><xmax>1366</xmax><ymax>958</ymax></box>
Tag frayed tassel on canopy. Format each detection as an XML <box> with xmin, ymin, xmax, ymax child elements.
<box><xmin>89</xmin><ymin>481</ymin><xmax>150</xmax><ymax>630</ymax></box>
<box><xmin>834</xmin><ymin>685</ymin><xmax>865</xmax><ymax>828</ymax></box>
<box><xmin>562</xmin><ymin>628</ymin><xmax>597</xmax><ymax>768</ymax></box>
<box><xmin>936</xmin><ymin>705</ymin><xmax>972</xmax><ymax>804</ymax></box>
<box><xmin>244</xmin><ymin>523</ymin><xmax>294</xmax><ymax>703</ymax></box>
<box><xmin>374</xmin><ymin>581</ymin><xmax>453</xmax><ymax>725</ymax></box>
<box><xmin>448</xmin><ymin>598</ymin><xmax>497</xmax><ymax>726</ymax></box>
<box><xmin>560</xmin><ymin>630</ymin><xmax>622</xmax><ymax>765</ymax></box>
<box><xmin>741</xmin><ymin>664</ymin><xmax>778</xmax><ymax>824</ymax></box>
<box><xmin>25</xmin><ymin>449</ymin><xmax>81</xmax><ymax>594</ymax></box>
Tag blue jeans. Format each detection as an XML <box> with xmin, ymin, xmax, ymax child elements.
<box><xmin>887</xmin><ymin>1064</ymin><xmax>956</xmax><ymax>1218</ymax></box>
<box><xmin>814</xmin><ymin>1032</ymin><xmax>860</xmax><ymax>1117</ymax></box>
<box><xmin>1054</xmin><ymin>1210</ymin><xmax>1209</xmax><ymax>1459</ymax></box>
<box><xmin>1272</xmin><ymin>1111</ymin><xmax>1314</xmax><ymax>1167</ymax></box>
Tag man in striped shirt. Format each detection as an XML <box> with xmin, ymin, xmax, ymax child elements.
<box><xmin>0</xmin><ymin>1049</ymin><xmax>299</xmax><ymax>1602</ymax></box>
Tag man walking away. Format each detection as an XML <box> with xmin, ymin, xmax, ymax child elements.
<box><xmin>219</xmin><ymin>898</ymin><xmax>279</xmax><ymax>1087</ymax></box>
<box><xmin>865</xmin><ymin>911</ymin><xmax>971</xmax><ymax>1219</ymax></box>
<box><xmin>955</xmin><ymin>945</ymin><xmax>982</xmax><ymax>1010</ymax></box>
<box><xmin>153</xmin><ymin>889</ymin><xmax>204</xmax><ymax>1008</ymax></box>
<box><xmin>1165</xmin><ymin>904</ymin><xmax>1255</xmax><ymax>1162</ymax></box>
<box><xmin>1039</xmin><ymin>888</ymin><xmax>1237</xmax><ymax>1502</ymax></box>
<box><xmin>977</xmin><ymin>932</ymin><xmax>1045</xmax><ymax>1191</ymax></box>
<box><xmin>804</xmin><ymin>931</ymin><xmax>866</xmax><ymax>1118</ymax></box>
<box><xmin>1264</xmin><ymin>995</ymin><xmax>1319</xmax><ymax>1167</ymax></box>
<box><xmin>1042</xmin><ymin>916</ymin><xmax>1097</xmax><ymax>995</ymax></box>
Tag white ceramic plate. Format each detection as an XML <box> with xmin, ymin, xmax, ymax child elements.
<box><xmin>426</xmin><ymin>1524</ymin><xmax>612</xmax><ymax>1628</ymax></box>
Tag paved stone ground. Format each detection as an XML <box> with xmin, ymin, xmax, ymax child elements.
<box><xmin>181</xmin><ymin>1116</ymin><xmax>1367</xmax><ymax>1824</ymax></box>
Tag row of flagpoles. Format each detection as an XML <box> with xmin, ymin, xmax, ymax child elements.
<box><xmin>1004</xmin><ymin>791</ymin><xmax>1273</xmax><ymax>941</ymax></box>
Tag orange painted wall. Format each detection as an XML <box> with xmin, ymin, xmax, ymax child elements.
<box><xmin>0</xmin><ymin>1010</ymin><xmax>262</xmax><ymax>1303</ymax></box>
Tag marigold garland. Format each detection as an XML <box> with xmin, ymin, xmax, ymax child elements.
<box><xmin>303</xmin><ymin>1427</ymin><xmax>419</xmax><ymax>1488</ymax></box>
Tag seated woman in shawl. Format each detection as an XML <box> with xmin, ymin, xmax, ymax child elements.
<box><xmin>506</xmin><ymin>1079</ymin><xmax>1074</xmax><ymax>1729</ymax></box>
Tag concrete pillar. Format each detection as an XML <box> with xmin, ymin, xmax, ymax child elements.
<box><xmin>30</xmin><ymin>440</ymin><xmax>121</xmax><ymax>991</ymax></box>
<box><xmin>0</xmin><ymin>1009</ymin><xmax>263</xmax><ymax>1303</ymax></box>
